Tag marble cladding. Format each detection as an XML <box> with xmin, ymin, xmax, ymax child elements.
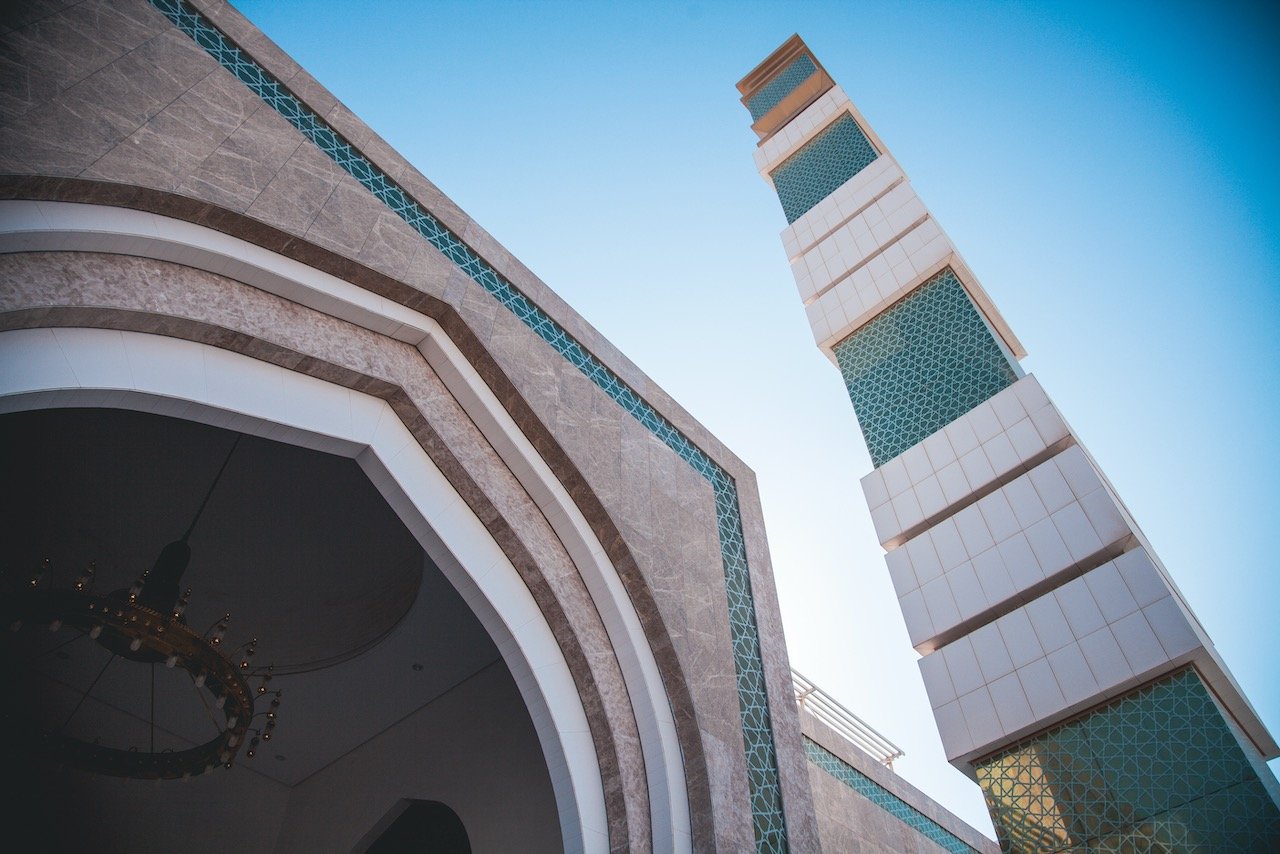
<box><xmin>801</xmin><ymin>709</ymin><xmax>1000</xmax><ymax>853</ymax></box>
<box><xmin>862</xmin><ymin>375</ymin><xmax>1067</xmax><ymax>548</ymax></box>
<box><xmin>919</xmin><ymin>548</ymin><xmax>1208</xmax><ymax>762</ymax></box>
<box><xmin>807</xmin><ymin>761</ymin><xmax>974</xmax><ymax>854</ymax></box>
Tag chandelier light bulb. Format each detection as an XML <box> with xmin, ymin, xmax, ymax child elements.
<box><xmin>75</xmin><ymin>565</ymin><xmax>94</xmax><ymax>591</ymax></box>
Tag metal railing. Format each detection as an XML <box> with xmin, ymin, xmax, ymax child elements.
<box><xmin>792</xmin><ymin>669</ymin><xmax>905</xmax><ymax>768</ymax></box>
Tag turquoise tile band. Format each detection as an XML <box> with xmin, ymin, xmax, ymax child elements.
<box><xmin>148</xmin><ymin>1</ymin><xmax>789</xmax><ymax>848</ymax></box>
<box><xmin>770</xmin><ymin>113</ymin><xmax>878</xmax><ymax>224</ymax></box>
<box><xmin>833</xmin><ymin>268</ymin><xmax>1018</xmax><ymax>467</ymax></box>
<box><xmin>975</xmin><ymin>668</ymin><xmax>1280</xmax><ymax>853</ymax></box>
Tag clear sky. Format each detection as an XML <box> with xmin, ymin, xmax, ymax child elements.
<box><xmin>236</xmin><ymin>0</ymin><xmax>1280</xmax><ymax>837</ymax></box>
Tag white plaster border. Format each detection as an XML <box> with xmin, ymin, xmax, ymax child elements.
<box><xmin>0</xmin><ymin>200</ymin><xmax>693</xmax><ymax>853</ymax></box>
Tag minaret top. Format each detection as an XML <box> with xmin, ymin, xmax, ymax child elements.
<box><xmin>736</xmin><ymin>35</ymin><xmax>834</xmax><ymax>143</ymax></box>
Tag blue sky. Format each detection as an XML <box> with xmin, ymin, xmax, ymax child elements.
<box><xmin>236</xmin><ymin>0</ymin><xmax>1280</xmax><ymax>836</ymax></box>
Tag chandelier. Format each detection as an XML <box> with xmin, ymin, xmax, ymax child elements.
<box><xmin>3</xmin><ymin>435</ymin><xmax>282</xmax><ymax>780</ymax></box>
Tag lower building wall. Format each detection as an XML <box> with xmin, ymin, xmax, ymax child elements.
<box><xmin>807</xmin><ymin>741</ymin><xmax>976</xmax><ymax>854</ymax></box>
<box><xmin>974</xmin><ymin>668</ymin><xmax>1280</xmax><ymax>853</ymax></box>
<box><xmin>801</xmin><ymin>710</ymin><xmax>999</xmax><ymax>853</ymax></box>
<box><xmin>809</xmin><ymin>759</ymin><xmax>956</xmax><ymax>854</ymax></box>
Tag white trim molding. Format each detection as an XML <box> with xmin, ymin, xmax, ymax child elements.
<box><xmin>0</xmin><ymin>199</ymin><xmax>694</xmax><ymax>853</ymax></box>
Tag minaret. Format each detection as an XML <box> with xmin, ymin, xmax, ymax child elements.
<box><xmin>740</xmin><ymin>35</ymin><xmax>1280</xmax><ymax>850</ymax></box>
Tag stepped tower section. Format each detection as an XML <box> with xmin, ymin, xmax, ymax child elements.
<box><xmin>740</xmin><ymin>35</ymin><xmax>1280</xmax><ymax>851</ymax></box>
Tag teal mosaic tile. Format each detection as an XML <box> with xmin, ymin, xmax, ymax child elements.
<box><xmin>770</xmin><ymin>113</ymin><xmax>878</xmax><ymax>223</ymax></box>
<box><xmin>746</xmin><ymin>54</ymin><xmax>817</xmax><ymax>121</ymax></box>
<box><xmin>975</xmin><ymin>669</ymin><xmax>1280</xmax><ymax>853</ymax></box>
<box><xmin>833</xmin><ymin>268</ymin><xmax>1018</xmax><ymax>467</ymax></box>
<box><xmin>149</xmin><ymin>1</ymin><xmax>789</xmax><ymax>849</ymax></box>
<box><xmin>805</xmin><ymin>738</ymin><xmax>979</xmax><ymax>853</ymax></box>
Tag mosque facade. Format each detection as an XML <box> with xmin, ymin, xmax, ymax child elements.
<box><xmin>4</xmin><ymin>3</ymin><xmax>1274</xmax><ymax>851</ymax></box>
<box><xmin>2</xmin><ymin>2</ymin><xmax>998</xmax><ymax>852</ymax></box>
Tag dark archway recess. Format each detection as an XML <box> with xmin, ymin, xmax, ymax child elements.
<box><xmin>367</xmin><ymin>801</ymin><xmax>471</xmax><ymax>854</ymax></box>
<box><xmin>0</xmin><ymin>407</ymin><xmax>426</xmax><ymax>676</ymax></box>
<box><xmin>1</xmin><ymin>405</ymin><xmax>560</xmax><ymax>851</ymax></box>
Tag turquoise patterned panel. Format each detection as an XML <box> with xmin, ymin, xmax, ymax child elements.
<box><xmin>975</xmin><ymin>669</ymin><xmax>1280</xmax><ymax>853</ymax></box>
<box><xmin>833</xmin><ymin>268</ymin><xmax>1017</xmax><ymax>467</ymax></box>
<box><xmin>770</xmin><ymin>113</ymin><xmax>877</xmax><ymax>223</ymax></box>
<box><xmin>805</xmin><ymin>738</ymin><xmax>978</xmax><ymax>853</ymax></box>
<box><xmin>746</xmin><ymin>54</ymin><xmax>817</xmax><ymax>121</ymax></box>
<box><xmin>148</xmin><ymin>1</ymin><xmax>789</xmax><ymax>849</ymax></box>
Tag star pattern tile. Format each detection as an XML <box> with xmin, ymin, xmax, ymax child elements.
<box><xmin>834</xmin><ymin>268</ymin><xmax>1018</xmax><ymax>467</ymax></box>
<box><xmin>770</xmin><ymin>113</ymin><xmax>879</xmax><ymax>223</ymax></box>
<box><xmin>975</xmin><ymin>669</ymin><xmax>1280</xmax><ymax>853</ymax></box>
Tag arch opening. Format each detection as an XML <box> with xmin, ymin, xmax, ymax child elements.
<box><xmin>363</xmin><ymin>800</ymin><xmax>472</xmax><ymax>854</ymax></box>
<box><xmin>0</xmin><ymin>326</ymin><xmax>621</xmax><ymax>851</ymax></box>
<box><xmin>0</xmin><ymin>201</ymin><xmax>695</xmax><ymax>850</ymax></box>
<box><xmin>1</xmin><ymin>404</ymin><xmax>562</xmax><ymax>852</ymax></box>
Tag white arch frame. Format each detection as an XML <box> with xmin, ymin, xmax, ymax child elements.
<box><xmin>0</xmin><ymin>327</ymin><xmax>606</xmax><ymax>851</ymax></box>
<box><xmin>0</xmin><ymin>200</ymin><xmax>692</xmax><ymax>852</ymax></box>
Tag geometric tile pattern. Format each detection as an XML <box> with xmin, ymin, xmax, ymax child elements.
<box><xmin>805</xmin><ymin>737</ymin><xmax>980</xmax><ymax>853</ymax></box>
<box><xmin>148</xmin><ymin>1</ymin><xmax>790</xmax><ymax>849</ymax></box>
<box><xmin>745</xmin><ymin>54</ymin><xmax>817</xmax><ymax>121</ymax></box>
<box><xmin>833</xmin><ymin>268</ymin><xmax>1018</xmax><ymax>467</ymax></box>
<box><xmin>770</xmin><ymin>113</ymin><xmax>878</xmax><ymax>223</ymax></box>
<box><xmin>974</xmin><ymin>668</ymin><xmax>1280</xmax><ymax>853</ymax></box>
